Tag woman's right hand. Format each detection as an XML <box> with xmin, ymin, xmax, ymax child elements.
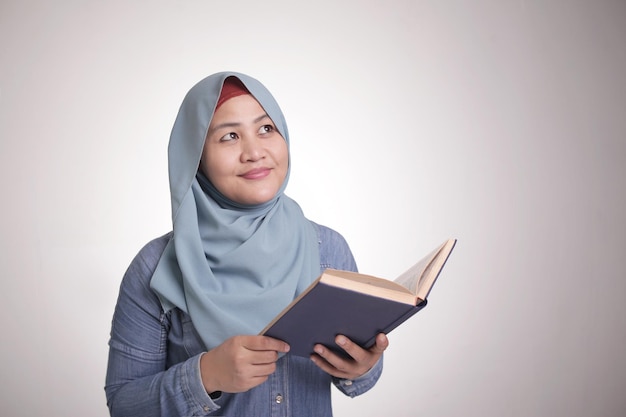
<box><xmin>199</xmin><ymin>335</ymin><xmax>290</xmax><ymax>395</ymax></box>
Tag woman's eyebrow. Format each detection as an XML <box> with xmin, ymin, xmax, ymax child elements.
<box><xmin>208</xmin><ymin>121</ymin><xmax>240</xmax><ymax>134</ymax></box>
<box><xmin>208</xmin><ymin>114</ymin><xmax>270</xmax><ymax>136</ymax></box>
<box><xmin>253</xmin><ymin>113</ymin><xmax>270</xmax><ymax>123</ymax></box>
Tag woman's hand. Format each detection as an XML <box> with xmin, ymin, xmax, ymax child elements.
<box><xmin>200</xmin><ymin>335</ymin><xmax>290</xmax><ymax>394</ymax></box>
<box><xmin>310</xmin><ymin>333</ymin><xmax>388</xmax><ymax>380</ymax></box>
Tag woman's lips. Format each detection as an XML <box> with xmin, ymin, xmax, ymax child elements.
<box><xmin>241</xmin><ymin>167</ymin><xmax>271</xmax><ymax>180</ymax></box>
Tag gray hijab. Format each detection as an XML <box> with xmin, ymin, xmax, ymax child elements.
<box><xmin>150</xmin><ymin>72</ymin><xmax>320</xmax><ymax>350</ymax></box>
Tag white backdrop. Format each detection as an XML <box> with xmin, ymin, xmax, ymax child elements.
<box><xmin>1</xmin><ymin>1</ymin><xmax>625</xmax><ymax>416</ymax></box>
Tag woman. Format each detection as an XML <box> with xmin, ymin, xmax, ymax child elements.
<box><xmin>105</xmin><ymin>72</ymin><xmax>388</xmax><ymax>417</ymax></box>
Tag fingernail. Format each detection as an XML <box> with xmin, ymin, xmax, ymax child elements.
<box><xmin>336</xmin><ymin>336</ymin><xmax>347</xmax><ymax>346</ymax></box>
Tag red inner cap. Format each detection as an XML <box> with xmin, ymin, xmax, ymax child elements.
<box><xmin>216</xmin><ymin>77</ymin><xmax>250</xmax><ymax>109</ymax></box>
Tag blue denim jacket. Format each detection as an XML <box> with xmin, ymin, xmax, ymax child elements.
<box><xmin>105</xmin><ymin>223</ymin><xmax>383</xmax><ymax>417</ymax></box>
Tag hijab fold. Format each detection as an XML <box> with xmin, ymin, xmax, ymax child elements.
<box><xmin>150</xmin><ymin>72</ymin><xmax>319</xmax><ymax>350</ymax></box>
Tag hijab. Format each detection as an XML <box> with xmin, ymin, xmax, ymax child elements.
<box><xmin>150</xmin><ymin>72</ymin><xmax>320</xmax><ymax>350</ymax></box>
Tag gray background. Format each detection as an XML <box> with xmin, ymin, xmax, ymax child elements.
<box><xmin>1</xmin><ymin>1</ymin><xmax>625</xmax><ymax>416</ymax></box>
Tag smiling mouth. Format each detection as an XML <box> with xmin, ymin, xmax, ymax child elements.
<box><xmin>241</xmin><ymin>168</ymin><xmax>271</xmax><ymax>180</ymax></box>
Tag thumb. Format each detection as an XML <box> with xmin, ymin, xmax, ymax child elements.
<box><xmin>371</xmin><ymin>333</ymin><xmax>389</xmax><ymax>353</ymax></box>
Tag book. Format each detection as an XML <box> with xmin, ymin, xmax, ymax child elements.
<box><xmin>260</xmin><ymin>238</ymin><xmax>457</xmax><ymax>358</ymax></box>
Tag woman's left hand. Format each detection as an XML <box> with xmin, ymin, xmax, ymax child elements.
<box><xmin>310</xmin><ymin>333</ymin><xmax>388</xmax><ymax>380</ymax></box>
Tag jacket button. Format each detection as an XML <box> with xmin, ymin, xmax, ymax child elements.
<box><xmin>275</xmin><ymin>394</ymin><xmax>283</xmax><ymax>404</ymax></box>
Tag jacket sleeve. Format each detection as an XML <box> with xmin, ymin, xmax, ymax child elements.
<box><xmin>334</xmin><ymin>357</ymin><xmax>384</xmax><ymax>397</ymax></box>
<box><xmin>104</xmin><ymin>236</ymin><xmax>218</xmax><ymax>417</ymax></box>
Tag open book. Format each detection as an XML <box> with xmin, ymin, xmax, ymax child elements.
<box><xmin>261</xmin><ymin>238</ymin><xmax>457</xmax><ymax>357</ymax></box>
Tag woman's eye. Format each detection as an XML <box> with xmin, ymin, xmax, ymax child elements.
<box><xmin>258</xmin><ymin>125</ymin><xmax>274</xmax><ymax>135</ymax></box>
<box><xmin>219</xmin><ymin>132</ymin><xmax>238</xmax><ymax>142</ymax></box>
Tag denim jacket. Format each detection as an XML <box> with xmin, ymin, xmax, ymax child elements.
<box><xmin>105</xmin><ymin>223</ymin><xmax>383</xmax><ymax>417</ymax></box>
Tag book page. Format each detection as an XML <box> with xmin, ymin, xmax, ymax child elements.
<box><xmin>414</xmin><ymin>239</ymin><xmax>456</xmax><ymax>300</ymax></box>
<box><xmin>321</xmin><ymin>269</ymin><xmax>417</xmax><ymax>304</ymax></box>
<box><xmin>393</xmin><ymin>244</ymin><xmax>443</xmax><ymax>294</ymax></box>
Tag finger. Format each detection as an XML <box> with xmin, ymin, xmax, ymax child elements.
<box><xmin>334</xmin><ymin>335</ymin><xmax>366</xmax><ymax>362</ymax></box>
<box><xmin>312</xmin><ymin>344</ymin><xmax>353</xmax><ymax>374</ymax></box>
<box><xmin>310</xmin><ymin>354</ymin><xmax>344</xmax><ymax>378</ymax></box>
<box><xmin>244</xmin><ymin>335</ymin><xmax>290</xmax><ymax>353</ymax></box>
<box><xmin>250</xmin><ymin>362</ymin><xmax>278</xmax><ymax>378</ymax></box>
<box><xmin>369</xmin><ymin>333</ymin><xmax>389</xmax><ymax>354</ymax></box>
<box><xmin>249</xmin><ymin>350</ymin><xmax>281</xmax><ymax>365</ymax></box>
<box><xmin>310</xmin><ymin>347</ymin><xmax>352</xmax><ymax>379</ymax></box>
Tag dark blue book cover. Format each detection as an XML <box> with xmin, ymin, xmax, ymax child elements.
<box><xmin>263</xmin><ymin>281</ymin><xmax>427</xmax><ymax>358</ymax></box>
<box><xmin>262</xmin><ymin>238</ymin><xmax>455</xmax><ymax>358</ymax></box>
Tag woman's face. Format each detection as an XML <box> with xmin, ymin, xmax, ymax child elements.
<box><xmin>200</xmin><ymin>94</ymin><xmax>289</xmax><ymax>205</ymax></box>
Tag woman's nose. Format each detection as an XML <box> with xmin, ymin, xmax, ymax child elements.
<box><xmin>240</xmin><ymin>136</ymin><xmax>265</xmax><ymax>162</ymax></box>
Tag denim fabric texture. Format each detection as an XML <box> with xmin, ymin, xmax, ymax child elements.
<box><xmin>105</xmin><ymin>223</ymin><xmax>383</xmax><ymax>417</ymax></box>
